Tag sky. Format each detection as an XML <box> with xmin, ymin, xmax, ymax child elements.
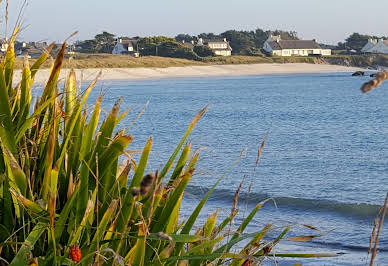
<box><xmin>5</xmin><ymin>0</ymin><xmax>388</xmax><ymax>45</ymax></box>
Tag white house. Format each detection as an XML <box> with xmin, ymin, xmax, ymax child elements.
<box><xmin>112</xmin><ymin>38</ymin><xmax>139</xmax><ymax>57</ymax></box>
<box><xmin>361</xmin><ymin>39</ymin><xmax>388</xmax><ymax>54</ymax></box>
<box><xmin>263</xmin><ymin>35</ymin><xmax>331</xmax><ymax>56</ymax></box>
<box><xmin>0</xmin><ymin>39</ymin><xmax>8</xmax><ymax>53</ymax></box>
<box><xmin>197</xmin><ymin>38</ymin><xmax>232</xmax><ymax>56</ymax></box>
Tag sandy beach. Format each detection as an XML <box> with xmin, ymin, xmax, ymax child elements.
<box><xmin>16</xmin><ymin>63</ymin><xmax>365</xmax><ymax>84</ymax></box>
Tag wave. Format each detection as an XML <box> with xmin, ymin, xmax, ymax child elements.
<box><xmin>308</xmin><ymin>240</ymin><xmax>388</xmax><ymax>253</ymax></box>
<box><xmin>184</xmin><ymin>186</ymin><xmax>382</xmax><ymax>219</ymax></box>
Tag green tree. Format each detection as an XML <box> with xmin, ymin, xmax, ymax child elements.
<box><xmin>77</xmin><ymin>39</ymin><xmax>98</xmax><ymax>53</ymax></box>
<box><xmin>158</xmin><ymin>41</ymin><xmax>200</xmax><ymax>60</ymax></box>
<box><xmin>137</xmin><ymin>37</ymin><xmax>200</xmax><ymax>60</ymax></box>
<box><xmin>194</xmin><ymin>45</ymin><xmax>215</xmax><ymax>57</ymax></box>
<box><xmin>268</xmin><ymin>30</ymin><xmax>299</xmax><ymax>40</ymax></box>
<box><xmin>253</xmin><ymin>28</ymin><xmax>268</xmax><ymax>48</ymax></box>
<box><xmin>94</xmin><ymin>31</ymin><xmax>116</xmax><ymax>53</ymax></box>
<box><xmin>344</xmin><ymin>32</ymin><xmax>372</xmax><ymax>51</ymax></box>
<box><xmin>198</xmin><ymin>32</ymin><xmax>220</xmax><ymax>39</ymax></box>
<box><xmin>221</xmin><ymin>30</ymin><xmax>255</xmax><ymax>54</ymax></box>
<box><xmin>137</xmin><ymin>36</ymin><xmax>176</xmax><ymax>55</ymax></box>
<box><xmin>175</xmin><ymin>34</ymin><xmax>197</xmax><ymax>43</ymax></box>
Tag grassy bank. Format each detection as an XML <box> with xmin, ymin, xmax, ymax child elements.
<box><xmin>13</xmin><ymin>52</ymin><xmax>388</xmax><ymax>70</ymax></box>
<box><xmin>13</xmin><ymin>53</ymin><xmax>323</xmax><ymax>69</ymax></box>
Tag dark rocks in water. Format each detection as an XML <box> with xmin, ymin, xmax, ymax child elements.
<box><xmin>352</xmin><ymin>71</ymin><xmax>365</xmax><ymax>76</ymax></box>
<box><xmin>370</xmin><ymin>73</ymin><xmax>378</xmax><ymax>77</ymax></box>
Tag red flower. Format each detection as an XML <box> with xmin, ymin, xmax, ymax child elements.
<box><xmin>69</xmin><ymin>245</ymin><xmax>81</xmax><ymax>262</ymax></box>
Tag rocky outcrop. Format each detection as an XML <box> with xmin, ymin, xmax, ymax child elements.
<box><xmin>352</xmin><ymin>71</ymin><xmax>365</xmax><ymax>76</ymax></box>
<box><xmin>324</xmin><ymin>54</ymin><xmax>388</xmax><ymax>69</ymax></box>
<box><xmin>325</xmin><ymin>57</ymin><xmax>351</xmax><ymax>67</ymax></box>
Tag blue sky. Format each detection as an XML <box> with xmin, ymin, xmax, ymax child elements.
<box><xmin>6</xmin><ymin>0</ymin><xmax>388</xmax><ymax>44</ymax></box>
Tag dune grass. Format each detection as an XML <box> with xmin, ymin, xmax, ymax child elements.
<box><xmin>12</xmin><ymin>53</ymin><xmax>323</xmax><ymax>70</ymax></box>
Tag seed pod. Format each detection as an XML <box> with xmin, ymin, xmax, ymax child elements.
<box><xmin>28</xmin><ymin>258</ymin><xmax>38</xmax><ymax>266</ymax></box>
<box><xmin>131</xmin><ymin>187</ymin><xmax>141</xmax><ymax>197</ymax></box>
<box><xmin>69</xmin><ymin>245</ymin><xmax>82</xmax><ymax>262</ymax></box>
<box><xmin>263</xmin><ymin>246</ymin><xmax>272</xmax><ymax>254</ymax></box>
<box><xmin>376</xmin><ymin>71</ymin><xmax>388</xmax><ymax>81</ymax></box>
<box><xmin>361</xmin><ymin>70</ymin><xmax>388</xmax><ymax>93</ymax></box>
<box><xmin>361</xmin><ymin>79</ymin><xmax>380</xmax><ymax>93</ymax></box>
<box><xmin>157</xmin><ymin>231</ymin><xmax>173</xmax><ymax>241</ymax></box>
<box><xmin>140</xmin><ymin>173</ymin><xmax>155</xmax><ymax>195</ymax></box>
<box><xmin>242</xmin><ymin>260</ymin><xmax>252</xmax><ymax>266</ymax></box>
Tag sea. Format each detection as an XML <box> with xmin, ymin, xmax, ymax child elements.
<box><xmin>46</xmin><ymin>72</ymin><xmax>388</xmax><ymax>265</ymax></box>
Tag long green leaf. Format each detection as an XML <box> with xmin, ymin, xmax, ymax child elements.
<box><xmin>173</xmin><ymin>176</ymin><xmax>222</xmax><ymax>256</ymax></box>
<box><xmin>85</xmin><ymin>200</ymin><xmax>118</xmax><ymax>264</ymax></box>
<box><xmin>54</xmin><ymin>185</ymin><xmax>80</xmax><ymax>242</ymax></box>
<box><xmin>167</xmin><ymin>143</ymin><xmax>191</xmax><ymax>187</ymax></box>
<box><xmin>0</xmin><ymin>64</ymin><xmax>16</xmax><ymax>155</ymax></box>
<box><xmin>10</xmin><ymin>223</ymin><xmax>47</xmax><ymax>266</ymax></box>
<box><xmin>30</xmin><ymin>42</ymin><xmax>55</xmax><ymax>79</ymax></box>
<box><xmin>129</xmin><ymin>136</ymin><xmax>152</xmax><ymax>188</ymax></box>
<box><xmin>158</xmin><ymin>106</ymin><xmax>208</xmax><ymax>182</ymax></box>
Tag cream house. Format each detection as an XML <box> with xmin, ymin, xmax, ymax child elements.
<box><xmin>361</xmin><ymin>39</ymin><xmax>388</xmax><ymax>54</ymax></box>
<box><xmin>112</xmin><ymin>38</ymin><xmax>139</xmax><ymax>57</ymax></box>
<box><xmin>0</xmin><ymin>39</ymin><xmax>8</xmax><ymax>53</ymax></box>
<box><xmin>197</xmin><ymin>38</ymin><xmax>232</xmax><ymax>56</ymax></box>
<box><xmin>263</xmin><ymin>35</ymin><xmax>331</xmax><ymax>56</ymax></box>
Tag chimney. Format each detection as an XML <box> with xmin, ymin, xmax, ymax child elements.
<box><xmin>223</xmin><ymin>38</ymin><xmax>227</xmax><ymax>42</ymax></box>
<box><xmin>182</xmin><ymin>40</ymin><xmax>185</xmax><ymax>43</ymax></box>
<box><xmin>191</xmin><ymin>40</ymin><xmax>195</xmax><ymax>45</ymax></box>
<box><xmin>118</xmin><ymin>38</ymin><xmax>122</xmax><ymax>43</ymax></box>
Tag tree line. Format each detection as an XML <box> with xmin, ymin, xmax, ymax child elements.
<box><xmin>72</xmin><ymin>30</ymin><xmax>388</xmax><ymax>58</ymax></box>
<box><xmin>73</xmin><ymin>28</ymin><xmax>299</xmax><ymax>58</ymax></box>
<box><xmin>338</xmin><ymin>33</ymin><xmax>388</xmax><ymax>51</ymax></box>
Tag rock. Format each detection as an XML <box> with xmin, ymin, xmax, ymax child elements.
<box><xmin>352</xmin><ymin>71</ymin><xmax>365</xmax><ymax>76</ymax></box>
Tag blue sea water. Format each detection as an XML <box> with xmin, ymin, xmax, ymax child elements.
<box><xmin>41</xmin><ymin>72</ymin><xmax>388</xmax><ymax>264</ymax></box>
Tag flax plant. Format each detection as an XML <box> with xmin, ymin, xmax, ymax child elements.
<box><xmin>0</xmin><ymin>29</ymin><xmax>334</xmax><ymax>265</ymax></box>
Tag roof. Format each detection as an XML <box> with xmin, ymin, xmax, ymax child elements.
<box><xmin>202</xmin><ymin>38</ymin><xmax>226</xmax><ymax>44</ymax></box>
<box><xmin>268</xmin><ymin>40</ymin><xmax>321</xmax><ymax>50</ymax></box>
<box><xmin>118</xmin><ymin>39</ymin><xmax>137</xmax><ymax>51</ymax></box>
<box><xmin>121</xmin><ymin>39</ymin><xmax>137</xmax><ymax>46</ymax></box>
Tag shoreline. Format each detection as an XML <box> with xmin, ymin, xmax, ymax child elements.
<box><xmin>16</xmin><ymin>63</ymin><xmax>366</xmax><ymax>84</ymax></box>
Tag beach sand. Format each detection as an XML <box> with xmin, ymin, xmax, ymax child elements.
<box><xmin>16</xmin><ymin>63</ymin><xmax>365</xmax><ymax>84</ymax></box>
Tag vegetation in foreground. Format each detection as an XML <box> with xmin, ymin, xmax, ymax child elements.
<box><xmin>0</xmin><ymin>27</ymin><xmax>339</xmax><ymax>265</ymax></box>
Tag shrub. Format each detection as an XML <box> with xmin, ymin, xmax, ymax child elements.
<box><xmin>157</xmin><ymin>41</ymin><xmax>200</xmax><ymax>60</ymax></box>
<box><xmin>194</xmin><ymin>45</ymin><xmax>216</xmax><ymax>57</ymax></box>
